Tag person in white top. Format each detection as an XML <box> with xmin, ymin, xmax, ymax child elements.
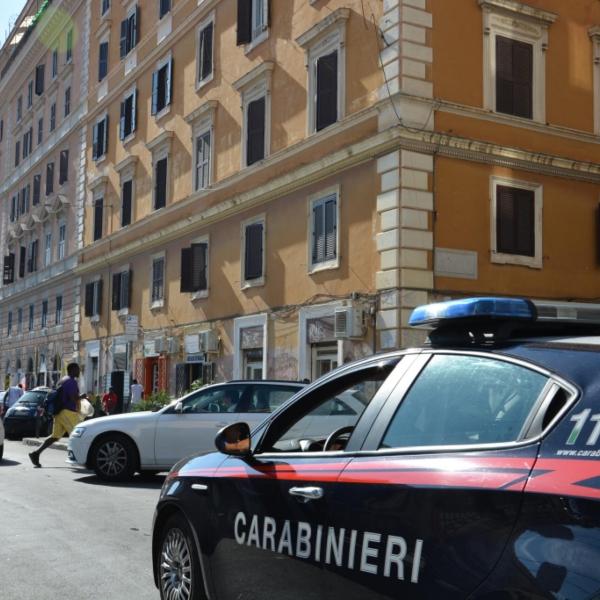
<box><xmin>130</xmin><ymin>379</ymin><xmax>144</xmax><ymax>408</ymax></box>
<box><xmin>6</xmin><ymin>384</ymin><xmax>24</xmax><ymax>409</ymax></box>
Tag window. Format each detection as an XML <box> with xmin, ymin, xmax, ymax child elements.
<box><xmin>112</xmin><ymin>270</ymin><xmax>132</xmax><ymax>311</ymax></box>
<box><xmin>15</xmin><ymin>141</ymin><xmax>20</xmax><ymax>167</ymax></box>
<box><xmin>315</xmin><ymin>50</ymin><xmax>339</xmax><ymax>131</ymax></box>
<box><xmin>0</xmin><ymin>118</ymin><xmax>3</xmax><ymax>142</ymax></box>
<box><xmin>93</xmin><ymin>198</ymin><xmax>103</xmax><ymax>241</ymax></box>
<box><xmin>151</xmin><ymin>58</ymin><xmax>173</xmax><ymax>116</ymax></box>
<box><xmin>121</xmin><ymin>179</ymin><xmax>133</xmax><ymax>227</ymax></box>
<box><xmin>37</xmin><ymin>117</ymin><xmax>43</xmax><ymax>145</ymax></box>
<box><xmin>3</xmin><ymin>253</ymin><xmax>15</xmax><ymax>284</ymax></box>
<box><xmin>52</xmin><ymin>48</ymin><xmax>58</xmax><ymax>78</ymax></box>
<box><xmin>495</xmin><ymin>36</ymin><xmax>532</xmax><ymax>119</ymax></box>
<box><xmin>46</xmin><ymin>162</ymin><xmax>54</xmax><ymax>195</ymax></box>
<box><xmin>44</xmin><ymin>231</ymin><xmax>52</xmax><ymax>266</ymax></box>
<box><xmin>55</xmin><ymin>295</ymin><xmax>63</xmax><ymax>325</ymax></box>
<box><xmin>58</xmin><ymin>223</ymin><xmax>66</xmax><ymax>260</ymax></box>
<box><xmin>41</xmin><ymin>300</ymin><xmax>48</xmax><ymax>328</ymax></box>
<box><xmin>98</xmin><ymin>41</ymin><xmax>109</xmax><ymax>82</ymax></box>
<box><xmin>27</xmin><ymin>81</ymin><xmax>33</xmax><ymax>108</ymax></box>
<box><xmin>491</xmin><ymin>178</ymin><xmax>542</xmax><ymax>268</ymax></box>
<box><xmin>197</xmin><ymin>19</ymin><xmax>214</xmax><ymax>86</ymax></box>
<box><xmin>119</xmin><ymin>89</ymin><xmax>137</xmax><ymax>140</ymax></box>
<box><xmin>7</xmin><ymin>311</ymin><xmax>12</xmax><ymax>335</ymax></box>
<box><xmin>22</xmin><ymin>128</ymin><xmax>33</xmax><ymax>158</ymax></box>
<box><xmin>154</xmin><ymin>157</ymin><xmax>168</xmax><ymax>210</ymax></box>
<box><xmin>243</xmin><ymin>220</ymin><xmax>264</xmax><ymax>285</ymax></box>
<box><xmin>33</xmin><ymin>175</ymin><xmax>41</xmax><ymax>205</ymax></box>
<box><xmin>159</xmin><ymin>0</ymin><xmax>171</xmax><ymax>19</ymax></box>
<box><xmin>17</xmin><ymin>308</ymin><xmax>23</xmax><ymax>333</ymax></box>
<box><xmin>35</xmin><ymin>64</ymin><xmax>45</xmax><ymax>95</ymax></box>
<box><xmin>16</xmin><ymin>96</ymin><xmax>22</xmax><ymax>121</ymax></box>
<box><xmin>28</xmin><ymin>304</ymin><xmax>34</xmax><ymax>331</ymax></box>
<box><xmin>151</xmin><ymin>255</ymin><xmax>165</xmax><ymax>305</ymax></box>
<box><xmin>64</xmin><ymin>86</ymin><xmax>71</xmax><ymax>117</ymax></box>
<box><xmin>84</xmin><ymin>279</ymin><xmax>103</xmax><ymax>318</ymax></box>
<box><xmin>180</xmin><ymin>242</ymin><xmax>208</xmax><ymax>294</ymax></box>
<box><xmin>236</xmin><ymin>0</ymin><xmax>269</xmax><ymax>46</ymax></box>
<box><xmin>381</xmin><ymin>354</ymin><xmax>548</xmax><ymax>449</ymax></box>
<box><xmin>195</xmin><ymin>130</ymin><xmax>211</xmax><ymax>190</ymax></box>
<box><xmin>310</xmin><ymin>191</ymin><xmax>338</xmax><ymax>269</ymax></box>
<box><xmin>27</xmin><ymin>239</ymin><xmax>38</xmax><ymax>273</ymax></box>
<box><xmin>66</xmin><ymin>29</ymin><xmax>73</xmax><ymax>63</ymax></box>
<box><xmin>10</xmin><ymin>195</ymin><xmax>16</xmax><ymax>222</ymax></box>
<box><xmin>92</xmin><ymin>114</ymin><xmax>109</xmax><ymax>160</ymax></box>
<box><xmin>246</xmin><ymin>97</ymin><xmax>265</xmax><ymax>166</ymax></box>
<box><xmin>50</xmin><ymin>102</ymin><xmax>56</xmax><ymax>132</ymax></box>
<box><xmin>120</xmin><ymin>6</ymin><xmax>139</xmax><ymax>58</ymax></box>
<box><xmin>59</xmin><ymin>149</ymin><xmax>69</xmax><ymax>185</ymax></box>
<box><xmin>102</xmin><ymin>0</ymin><xmax>110</xmax><ymax>15</ymax></box>
<box><xmin>20</xmin><ymin>185</ymin><xmax>30</xmax><ymax>215</ymax></box>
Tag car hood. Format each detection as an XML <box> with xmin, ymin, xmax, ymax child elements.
<box><xmin>78</xmin><ymin>411</ymin><xmax>157</xmax><ymax>430</ymax></box>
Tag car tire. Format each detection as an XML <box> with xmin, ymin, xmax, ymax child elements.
<box><xmin>91</xmin><ymin>434</ymin><xmax>137</xmax><ymax>482</ymax></box>
<box><xmin>158</xmin><ymin>513</ymin><xmax>205</xmax><ymax>600</ymax></box>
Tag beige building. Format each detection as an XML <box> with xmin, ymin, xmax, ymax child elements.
<box><xmin>0</xmin><ymin>0</ymin><xmax>90</xmax><ymax>388</ymax></box>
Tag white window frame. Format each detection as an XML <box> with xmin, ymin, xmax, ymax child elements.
<box><xmin>241</xmin><ymin>214</ymin><xmax>266</xmax><ymax>289</ymax></box>
<box><xmin>243</xmin><ymin>0</ymin><xmax>269</xmax><ymax>53</ymax></box>
<box><xmin>150</xmin><ymin>251</ymin><xmax>166</xmax><ymax>309</ymax></box>
<box><xmin>154</xmin><ymin>53</ymin><xmax>173</xmax><ymax>120</ymax></box>
<box><xmin>196</xmin><ymin>11</ymin><xmax>215</xmax><ymax>90</ymax></box>
<box><xmin>308</xmin><ymin>184</ymin><xmax>340</xmax><ymax>273</ymax></box>
<box><xmin>490</xmin><ymin>176</ymin><xmax>543</xmax><ymax>269</ymax></box>
<box><xmin>147</xmin><ymin>131</ymin><xmax>173</xmax><ymax>211</ymax></box>
<box><xmin>480</xmin><ymin>0</ymin><xmax>556</xmax><ymax>124</ymax></box>
<box><xmin>44</xmin><ymin>229</ymin><xmax>52</xmax><ymax>267</ymax></box>
<box><xmin>233</xmin><ymin>313</ymin><xmax>268</xmax><ymax>379</ymax></box>
<box><xmin>191</xmin><ymin>233</ymin><xmax>210</xmax><ymax>300</ymax></box>
<box><xmin>297</xmin><ymin>9</ymin><xmax>348</xmax><ymax>135</ymax></box>
<box><xmin>194</xmin><ymin>121</ymin><xmax>213</xmax><ymax>192</ymax></box>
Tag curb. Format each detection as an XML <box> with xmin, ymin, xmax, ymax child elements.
<box><xmin>22</xmin><ymin>437</ymin><xmax>69</xmax><ymax>451</ymax></box>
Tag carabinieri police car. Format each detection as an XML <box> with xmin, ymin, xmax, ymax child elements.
<box><xmin>152</xmin><ymin>297</ymin><xmax>600</xmax><ymax>600</ymax></box>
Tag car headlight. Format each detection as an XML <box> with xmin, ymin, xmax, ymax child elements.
<box><xmin>71</xmin><ymin>427</ymin><xmax>86</xmax><ymax>438</ymax></box>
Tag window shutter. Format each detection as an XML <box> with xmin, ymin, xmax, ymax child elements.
<box><xmin>180</xmin><ymin>247</ymin><xmax>193</xmax><ymax>292</ymax></box>
<box><xmin>200</xmin><ymin>23</ymin><xmax>213</xmax><ymax>80</ymax></box>
<box><xmin>151</xmin><ymin>70</ymin><xmax>158</xmax><ymax>115</ymax></box>
<box><xmin>35</xmin><ymin>64</ymin><xmax>45</xmax><ymax>95</ymax></box>
<box><xmin>135</xmin><ymin>5</ymin><xmax>140</xmax><ymax>48</ymax></box>
<box><xmin>112</xmin><ymin>272</ymin><xmax>121</xmax><ymax>310</ymax></box>
<box><xmin>19</xmin><ymin>246</ymin><xmax>26</xmax><ymax>278</ymax></box>
<box><xmin>515</xmin><ymin>188</ymin><xmax>535</xmax><ymax>256</ymax></box>
<box><xmin>59</xmin><ymin>150</ymin><xmax>69</xmax><ymax>184</ymax></box>
<box><xmin>102</xmin><ymin>115</ymin><xmax>109</xmax><ymax>156</ymax></box>
<box><xmin>3</xmin><ymin>253</ymin><xmax>14</xmax><ymax>285</ymax></box>
<box><xmin>316</xmin><ymin>50</ymin><xmax>338</xmax><ymax>131</ymax></box>
<box><xmin>99</xmin><ymin>42</ymin><xmax>108</xmax><ymax>81</ymax></box>
<box><xmin>155</xmin><ymin>157</ymin><xmax>168</xmax><ymax>209</ymax></box>
<box><xmin>32</xmin><ymin>240</ymin><xmax>38</xmax><ymax>271</ymax></box>
<box><xmin>244</xmin><ymin>223</ymin><xmax>263</xmax><ymax>280</ymax></box>
<box><xmin>246</xmin><ymin>96</ymin><xmax>265</xmax><ymax>166</ymax></box>
<box><xmin>92</xmin><ymin>123</ymin><xmax>99</xmax><ymax>159</ymax></box>
<box><xmin>496</xmin><ymin>186</ymin><xmax>535</xmax><ymax>257</ymax></box>
<box><xmin>46</xmin><ymin>162</ymin><xmax>54</xmax><ymax>195</ymax></box>
<box><xmin>10</xmin><ymin>196</ymin><xmax>15</xmax><ymax>222</ymax></box>
<box><xmin>94</xmin><ymin>198</ymin><xmax>103</xmax><ymax>241</ymax></box>
<box><xmin>96</xmin><ymin>279</ymin><xmax>103</xmax><ymax>315</ymax></box>
<box><xmin>191</xmin><ymin>243</ymin><xmax>207</xmax><ymax>291</ymax></box>
<box><xmin>324</xmin><ymin>197</ymin><xmax>336</xmax><ymax>259</ymax></box>
<box><xmin>119</xmin><ymin>100</ymin><xmax>125</xmax><ymax>140</ymax></box>
<box><xmin>132</xmin><ymin>89</ymin><xmax>137</xmax><ymax>133</ymax></box>
<box><xmin>84</xmin><ymin>283</ymin><xmax>94</xmax><ymax>317</ymax></box>
<box><xmin>312</xmin><ymin>202</ymin><xmax>324</xmax><ymax>263</ymax></box>
<box><xmin>496</xmin><ymin>36</ymin><xmax>532</xmax><ymax>119</ymax></box>
<box><xmin>166</xmin><ymin>58</ymin><xmax>174</xmax><ymax>107</ymax></box>
<box><xmin>122</xmin><ymin>270</ymin><xmax>132</xmax><ymax>309</ymax></box>
<box><xmin>237</xmin><ymin>0</ymin><xmax>252</xmax><ymax>45</ymax></box>
<box><xmin>33</xmin><ymin>175</ymin><xmax>41</xmax><ymax>205</ymax></box>
<box><xmin>122</xmin><ymin>180</ymin><xmax>132</xmax><ymax>227</ymax></box>
<box><xmin>120</xmin><ymin>19</ymin><xmax>128</xmax><ymax>58</ymax></box>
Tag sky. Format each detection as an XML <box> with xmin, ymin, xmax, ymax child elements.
<box><xmin>0</xmin><ymin>1</ymin><xmax>28</xmax><ymax>46</ymax></box>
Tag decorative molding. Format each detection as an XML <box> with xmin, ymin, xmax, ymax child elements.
<box><xmin>115</xmin><ymin>155</ymin><xmax>139</xmax><ymax>174</ymax></box>
<box><xmin>478</xmin><ymin>0</ymin><xmax>557</xmax><ymax>25</ymax></box>
<box><xmin>184</xmin><ymin>100</ymin><xmax>217</xmax><ymax>126</ymax></box>
<box><xmin>146</xmin><ymin>130</ymin><xmax>174</xmax><ymax>153</ymax></box>
<box><xmin>233</xmin><ymin>61</ymin><xmax>274</xmax><ymax>93</ymax></box>
<box><xmin>296</xmin><ymin>8</ymin><xmax>350</xmax><ymax>48</ymax></box>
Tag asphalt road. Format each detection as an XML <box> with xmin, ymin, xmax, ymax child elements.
<box><xmin>0</xmin><ymin>440</ymin><xmax>163</xmax><ymax>600</ymax></box>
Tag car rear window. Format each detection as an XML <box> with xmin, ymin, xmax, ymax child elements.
<box><xmin>381</xmin><ymin>354</ymin><xmax>549</xmax><ymax>449</ymax></box>
<box><xmin>16</xmin><ymin>391</ymin><xmax>47</xmax><ymax>407</ymax></box>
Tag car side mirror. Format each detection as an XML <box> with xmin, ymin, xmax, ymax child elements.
<box><xmin>174</xmin><ymin>401</ymin><xmax>183</xmax><ymax>414</ymax></box>
<box><xmin>215</xmin><ymin>422</ymin><xmax>251</xmax><ymax>457</ymax></box>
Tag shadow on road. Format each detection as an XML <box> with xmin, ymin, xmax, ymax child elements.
<box><xmin>0</xmin><ymin>459</ymin><xmax>21</xmax><ymax>467</ymax></box>
<box><xmin>74</xmin><ymin>473</ymin><xmax>167</xmax><ymax>489</ymax></box>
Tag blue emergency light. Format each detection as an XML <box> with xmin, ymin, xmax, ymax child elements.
<box><xmin>409</xmin><ymin>297</ymin><xmax>536</xmax><ymax>328</ymax></box>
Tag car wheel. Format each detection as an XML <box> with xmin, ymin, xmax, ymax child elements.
<box><xmin>158</xmin><ymin>514</ymin><xmax>205</xmax><ymax>600</ymax></box>
<box><xmin>91</xmin><ymin>434</ymin><xmax>137</xmax><ymax>482</ymax></box>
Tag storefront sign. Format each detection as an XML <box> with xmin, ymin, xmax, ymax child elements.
<box><xmin>144</xmin><ymin>340</ymin><xmax>158</xmax><ymax>357</ymax></box>
<box><xmin>125</xmin><ymin>315</ymin><xmax>139</xmax><ymax>337</ymax></box>
<box><xmin>186</xmin><ymin>353</ymin><xmax>204</xmax><ymax>363</ymax></box>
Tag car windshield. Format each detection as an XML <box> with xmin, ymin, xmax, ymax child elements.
<box><xmin>15</xmin><ymin>391</ymin><xmax>47</xmax><ymax>407</ymax></box>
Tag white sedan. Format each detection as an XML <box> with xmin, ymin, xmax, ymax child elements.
<box><xmin>67</xmin><ymin>381</ymin><xmax>304</xmax><ymax>481</ymax></box>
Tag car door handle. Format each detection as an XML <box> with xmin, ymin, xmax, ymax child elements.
<box><xmin>289</xmin><ymin>486</ymin><xmax>324</xmax><ymax>502</ymax></box>
<box><xmin>191</xmin><ymin>483</ymin><xmax>208</xmax><ymax>492</ymax></box>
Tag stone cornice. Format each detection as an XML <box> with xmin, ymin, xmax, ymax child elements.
<box><xmin>478</xmin><ymin>0</ymin><xmax>557</xmax><ymax>24</ymax></box>
<box><xmin>296</xmin><ymin>7</ymin><xmax>350</xmax><ymax>48</ymax></box>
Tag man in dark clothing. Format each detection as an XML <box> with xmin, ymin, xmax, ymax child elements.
<box><xmin>29</xmin><ymin>362</ymin><xmax>82</xmax><ymax>468</ymax></box>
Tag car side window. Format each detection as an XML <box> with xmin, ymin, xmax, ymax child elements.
<box><xmin>182</xmin><ymin>386</ymin><xmax>247</xmax><ymax>414</ymax></box>
<box><xmin>243</xmin><ymin>386</ymin><xmax>301</xmax><ymax>414</ymax></box>
<box><xmin>381</xmin><ymin>354</ymin><xmax>549</xmax><ymax>449</ymax></box>
<box><xmin>259</xmin><ymin>360</ymin><xmax>399</xmax><ymax>453</ymax></box>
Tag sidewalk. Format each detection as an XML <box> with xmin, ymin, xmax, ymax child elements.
<box><xmin>22</xmin><ymin>437</ymin><xmax>69</xmax><ymax>451</ymax></box>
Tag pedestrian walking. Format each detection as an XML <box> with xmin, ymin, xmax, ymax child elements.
<box><xmin>130</xmin><ymin>379</ymin><xmax>144</xmax><ymax>409</ymax></box>
<box><xmin>28</xmin><ymin>362</ymin><xmax>82</xmax><ymax>468</ymax></box>
<box><xmin>102</xmin><ymin>387</ymin><xmax>118</xmax><ymax>415</ymax></box>
<box><xmin>6</xmin><ymin>383</ymin><xmax>24</xmax><ymax>410</ymax></box>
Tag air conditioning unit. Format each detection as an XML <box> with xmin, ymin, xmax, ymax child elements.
<box><xmin>154</xmin><ymin>337</ymin><xmax>166</xmax><ymax>353</ymax></box>
<box><xmin>199</xmin><ymin>330</ymin><xmax>219</xmax><ymax>353</ymax></box>
<box><xmin>334</xmin><ymin>306</ymin><xmax>365</xmax><ymax>339</ymax></box>
<box><xmin>167</xmin><ymin>337</ymin><xmax>179</xmax><ymax>354</ymax></box>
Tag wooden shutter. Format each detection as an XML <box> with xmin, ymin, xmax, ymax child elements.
<box><xmin>96</xmin><ymin>279</ymin><xmax>103</xmax><ymax>315</ymax></box>
<box><xmin>180</xmin><ymin>247</ymin><xmax>193</xmax><ymax>292</ymax></box>
<box><xmin>496</xmin><ymin>36</ymin><xmax>532</xmax><ymax>119</ymax></box>
<box><xmin>122</xmin><ymin>180</ymin><xmax>132</xmax><ymax>227</ymax></box>
<box><xmin>244</xmin><ymin>223</ymin><xmax>263</xmax><ymax>280</ymax></box>
<box><xmin>166</xmin><ymin>58</ymin><xmax>174</xmax><ymax>107</ymax></box>
<box><xmin>237</xmin><ymin>0</ymin><xmax>252</xmax><ymax>45</ymax></box>
<box><xmin>324</xmin><ymin>196</ymin><xmax>337</xmax><ymax>259</ymax></box>
<box><xmin>246</xmin><ymin>97</ymin><xmax>265</xmax><ymax>166</ymax></box>
<box><xmin>33</xmin><ymin>175</ymin><xmax>41</xmax><ymax>205</ymax></box>
<box><xmin>98</xmin><ymin>42</ymin><xmax>108</xmax><ymax>81</ymax></box>
<box><xmin>200</xmin><ymin>23</ymin><xmax>213</xmax><ymax>81</ymax></box>
<box><xmin>112</xmin><ymin>272</ymin><xmax>121</xmax><ymax>310</ymax></box>
<box><xmin>46</xmin><ymin>162</ymin><xmax>54</xmax><ymax>195</ymax></box>
<box><xmin>92</xmin><ymin>122</ymin><xmax>99</xmax><ymax>159</ymax></box>
<box><xmin>312</xmin><ymin>202</ymin><xmax>324</xmax><ymax>263</ymax></box>
<box><xmin>35</xmin><ymin>64</ymin><xmax>45</xmax><ymax>95</ymax></box>
<box><xmin>155</xmin><ymin>157</ymin><xmax>168</xmax><ymax>209</ymax></box>
<box><xmin>84</xmin><ymin>283</ymin><xmax>94</xmax><ymax>317</ymax></box>
<box><xmin>19</xmin><ymin>246</ymin><xmax>26</xmax><ymax>278</ymax></box>
<box><xmin>119</xmin><ymin>19</ymin><xmax>128</xmax><ymax>58</ymax></box>
<box><xmin>496</xmin><ymin>185</ymin><xmax>535</xmax><ymax>257</ymax></box>
<box><xmin>151</xmin><ymin>70</ymin><xmax>159</xmax><ymax>115</ymax></box>
<box><xmin>102</xmin><ymin>115</ymin><xmax>109</xmax><ymax>156</ymax></box>
<box><xmin>59</xmin><ymin>150</ymin><xmax>69</xmax><ymax>184</ymax></box>
<box><xmin>122</xmin><ymin>270</ymin><xmax>132</xmax><ymax>309</ymax></box>
<box><xmin>31</xmin><ymin>240</ymin><xmax>38</xmax><ymax>272</ymax></box>
<box><xmin>316</xmin><ymin>50</ymin><xmax>338</xmax><ymax>131</ymax></box>
<box><xmin>94</xmin><ymin>198</ymin><xmax>103</xmax><ymax>241</ymax></box>
<box><xmin>132</xmin><ymin>89</ymin><xmax>137</xmax><ymax>133</ymax></box>
<box><xmin>191</xmin><ymin>243</ymin><xmax>207</xmax><ymax>291</ymax></box>
<box><xmin>119</xmin><ymin>100</ymin><xmax>125</xmax><ymax>140</ymax></box>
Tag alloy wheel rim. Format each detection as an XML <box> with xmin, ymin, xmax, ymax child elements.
<box><xmin>160</xmin><ymin>528</ymin><xmax>193</xmax><ymax>600</ymax></box>
<box><xmin>96</xmin><ymin>440</ymin><xmax>127</xmax><ymax>476</ymax></box>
